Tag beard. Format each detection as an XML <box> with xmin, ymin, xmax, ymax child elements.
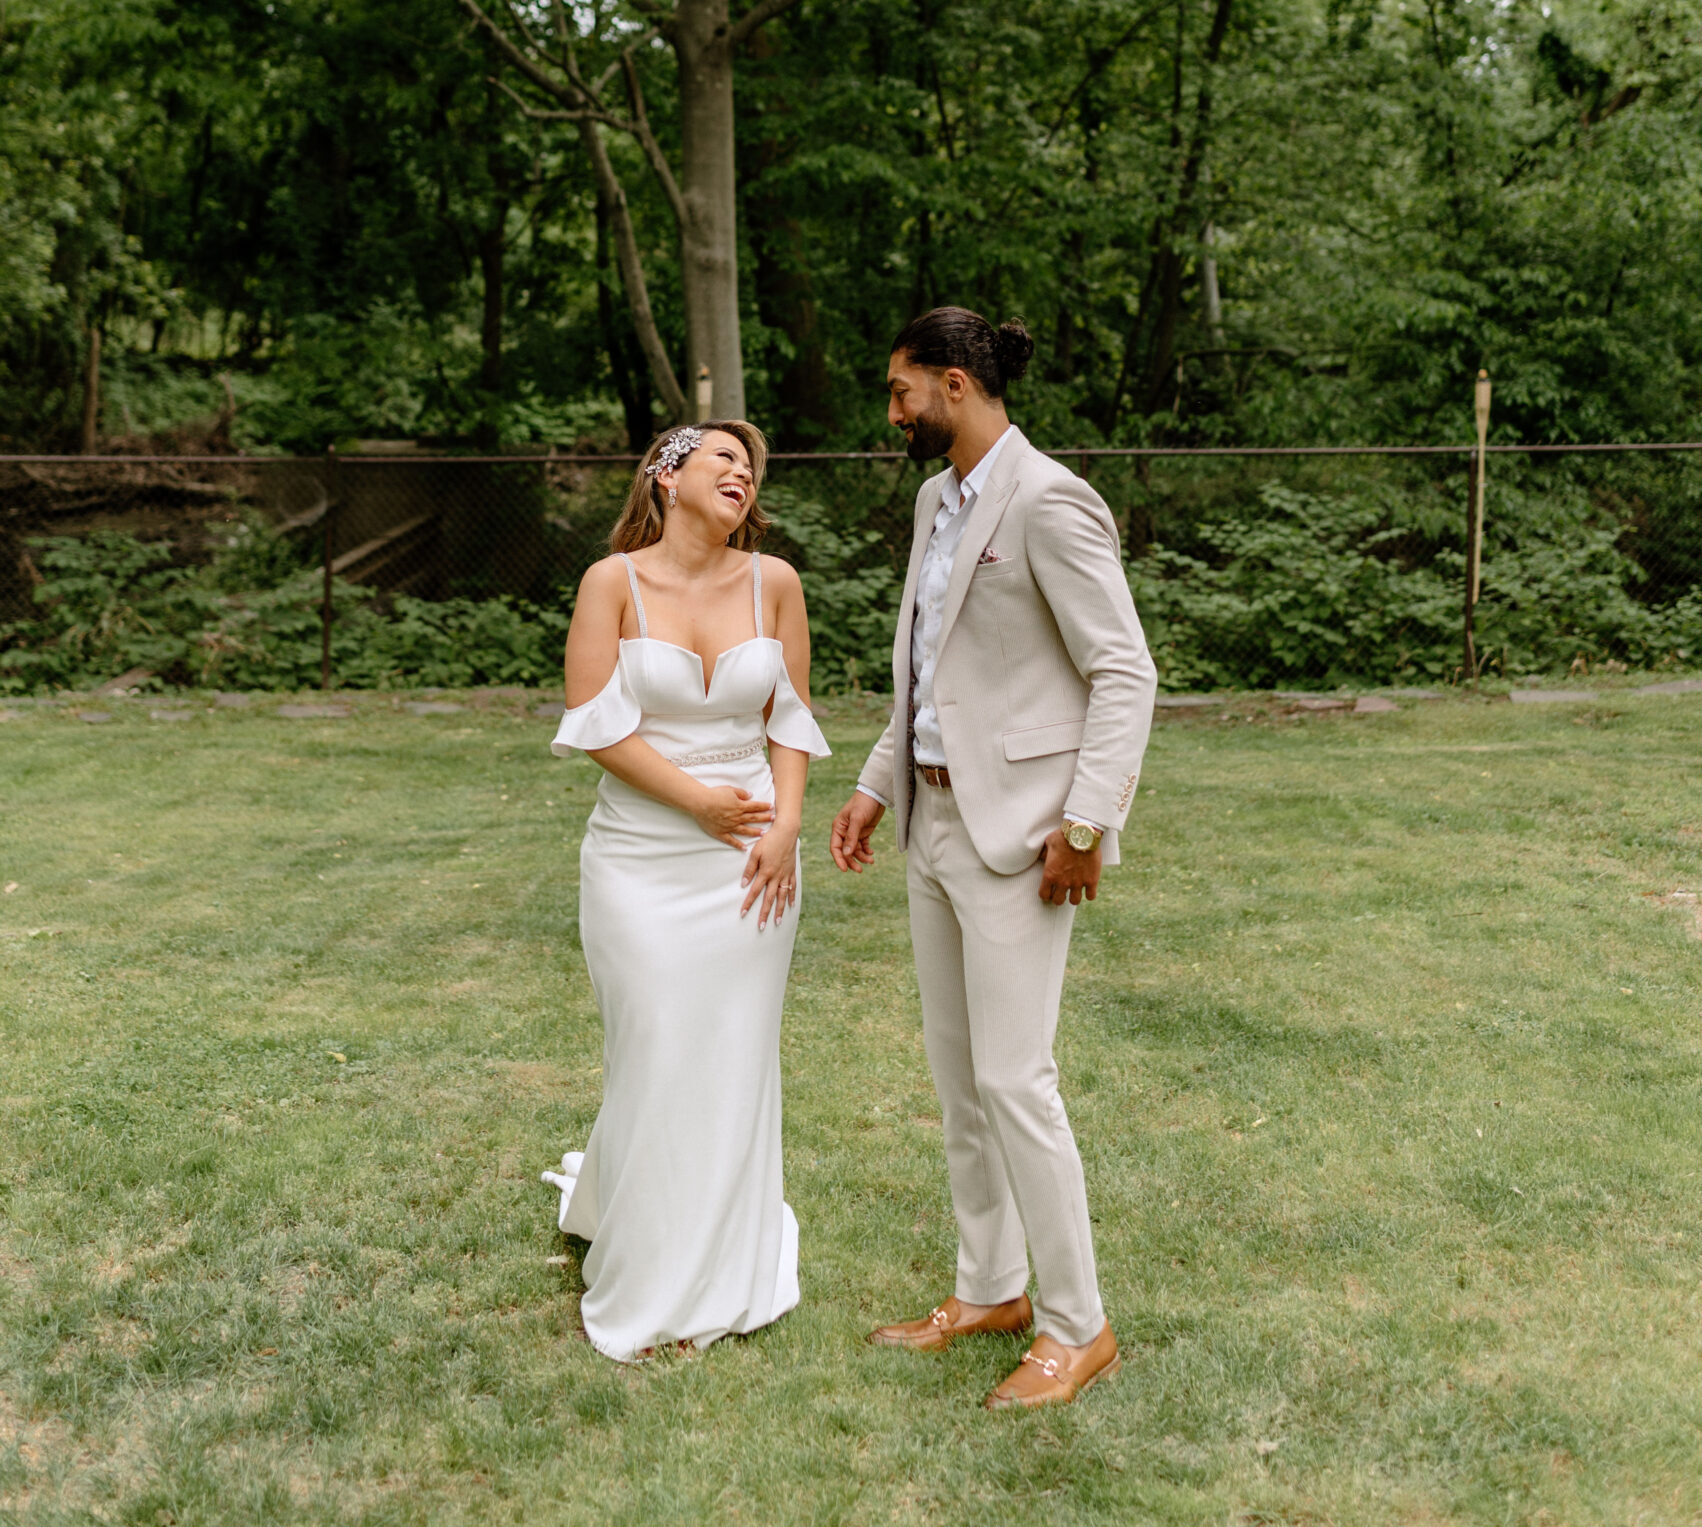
<box><xmin>904</xmin><ymin>403</ymin><xmax>955</xmax><ymax>463</ymax></box>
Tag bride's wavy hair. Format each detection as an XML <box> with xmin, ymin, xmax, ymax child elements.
<box><xmin>609</xmin><ymin>419</ymin><xmax>771</xmax><ymax>554</ymax></box>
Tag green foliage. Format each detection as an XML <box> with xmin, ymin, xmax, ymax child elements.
<box><xmin>236</xmin><ymin>307</ymin><xmax>456</xmax><ymax>453</ymax></box>
<box><xmin>763</xmin><ymin>488</ymin><xmax>901</xmax><ymax>691</ymax></box>
<box><xmin>7</xmin><ymin>0</ymin><xmax>1702</xmax><ymax>692</ymax></box>
<box><xmin>0</xmin><ymin>529</ymin><xmax>571</xmax><ymax>694</ymax></box>
<box><xmin>1132</xmin><ymin>485</ymin><xmax>1702</xmax><ymax>689</ymax></box>
<box><xmin>0</xmin><ymin>0</ymin><xmax>182</xmax><ymax>445</ymax></box>
<box><xmin>1133</xmin><ymin>489</ymin><xmax>1458</xmax><ymax>690</ymax></box>
<box><xmin>6</xmin><ymin>486</ymin><xmax>1696</xmax><ymax>697</ymax></box>
<box><xmin>10</xmin><ymin>0</ymin><xmax>1702</xmax><ymax>456</ymax></box>
<box><xmin>345</xmin><ymin>595</ymin><xmax>571</xmax><ymax>691</ymax></box>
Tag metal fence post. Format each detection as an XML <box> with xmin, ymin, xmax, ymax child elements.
<box><xmin>1463</xmin><ymin>452</ymin><xmax>1478</xmax><ymax>682</ymax></box>
<box><xmin>321</xmin><ymin>445</ymin><xmax>337</xmax><ymax>691</ymax></box>
<box><xmin>1463</xmin><ymin>370</ymin><xmax>1491</xmax><ymax>683</ymax></box>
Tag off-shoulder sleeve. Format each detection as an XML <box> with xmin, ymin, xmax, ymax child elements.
<box><xmin>765</xmin><ymin>665</ymin><xmax>831</xmax><ymax>760</ymax></box>
<box><xmin>551</xmin><ymin>663</ymin><xmax>641</xmax><ymax>757</ymax></box>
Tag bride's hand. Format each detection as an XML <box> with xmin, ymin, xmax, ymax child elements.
<box><xmin>741</xmin><ymin>822</ymin><xmax>799</xmax><ymax>930</ymax></box>
<box><xmin>692</xmin><ymin>785</ymin><xmax>775</xmax><ymax>848</ymax></box>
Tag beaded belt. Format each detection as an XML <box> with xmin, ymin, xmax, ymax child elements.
<box><xmin>667</xmin><ymin>738</ymin><xmax>767</xmax><ymax>768</ymax></box>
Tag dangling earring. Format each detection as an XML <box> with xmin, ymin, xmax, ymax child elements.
<box><xmin>668</xmin><ymin>487</ymin><xmax>678</xmax><ymax>509</ymax></box>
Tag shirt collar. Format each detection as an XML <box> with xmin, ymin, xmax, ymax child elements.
<box><xmin>940</xmin><ymin>424</ymin><xmax>1016</xmax><ymax>513</ymax></box>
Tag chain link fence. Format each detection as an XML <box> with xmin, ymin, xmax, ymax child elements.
<box><xmin>3</xmin><ymin>444</ymin><xmax>1700</xmax><ymax>695</ymax></box>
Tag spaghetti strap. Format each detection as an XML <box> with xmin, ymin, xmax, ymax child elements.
<box><xmin>617</xmin><ymin>552</ymin><xmax>648</xmax><ymax>639</ymax></box>
<box><xmin>751</xmin><ymin>552</ymin><xmax>764</xmax><ymax>639</ymax></box>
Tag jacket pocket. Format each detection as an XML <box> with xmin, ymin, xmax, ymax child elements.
<box><xmin>971</xmin><ymin>558</ymin><xmax>1019</xmax><ymax>579</ymax></box>
<box><xmin>1002</xmin><ymin>717</ymin><xmax>1086</xmax><ymax>761</ymax></box>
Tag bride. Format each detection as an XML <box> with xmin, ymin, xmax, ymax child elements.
<box><xmin>543</xmin><ymin>420</ymin><xmax>830</xmax><ymax>1362</ymax></box>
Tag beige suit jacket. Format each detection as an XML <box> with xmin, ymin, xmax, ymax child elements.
<box><xmin>857</xmin><ymin>429</ymin><xmax>1158</xmax><ymax>875</ymax></box>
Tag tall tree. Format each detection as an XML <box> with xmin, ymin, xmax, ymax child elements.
<box><xmin>458</xmin><ymin>0</ymin><xmax>801</xmax><ymax>422</ymax></box>
<box><xmin>1103</xmin><ymin>0</ymin><xmax>1236</xmax><ymax>434</ymax></box>
<box><xmin>8</xmin><ymin>0</ymin><xmax>1702</xmax><ymax>459</ymax></box>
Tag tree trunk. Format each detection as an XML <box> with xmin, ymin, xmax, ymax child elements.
<box><xmin>478</xmin><ymin>206</ymin><xmax>506</xmax><ymax>398</ymax></box>
<box><xmin>751</xmin><ymin>212</ymin><xmax>831</xmax><ymax>443</ymax></box>
<box><xmin>473</xmin><ymin>210</ymin><xmax>506</xmax><ymax>449</ymax></box>
<box><xmin>674</xmin><ymin>0</ymin><xmax>745</xmax><ymax>421</ymax></box>
<box><xmin>1104</xmin><ymin>0</ymin><xmax>1235</xmax><ymax>432</ymax></box>
<box><xmin>596</xmin><ymin>193</ymin><xmax>654</xmax><ymax>449</ymax></box>
<box><xmin>457</xmin><ymin>0</ymin><xmax>801</xmax><ymax>425</ymax></box>
<box><xmin>1200</xmin><ymin>159</ymin><xmax>1225</xmax><ymax>357</ymax></box>
<box><xmin>749</xmin><ymin>142</ymin><xmax>833</xmax><ymax>442</ymax></box>
<box><xmin>1201</xmin><ymin>223</ymin><xmax>1225</xmax><ymax>348</ymax></box>
<box><xmin>80</xmin><ymin>325</ymin><xmax>101</xmax><ymax>454</ymax></box>
<box><xmin>576</xmin><ymin>117</ymin><xmax>689</xmax><ymax>423</ymax></box>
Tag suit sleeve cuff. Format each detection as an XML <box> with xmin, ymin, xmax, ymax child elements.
<box><xmin>857</xmin><ymin>784</ymin><xmax>892</xmax><ymax>809</ymax></box>
<box><xmin>1063</xmin><ymin>812</ymin><xmax>1104</xmax><ymax>833</ymax></box>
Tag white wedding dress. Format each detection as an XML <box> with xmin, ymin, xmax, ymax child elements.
<box><xmin>544</xmin><ymin>552</ymin><xmax>830</xmax><ymax>1361</ymax></box>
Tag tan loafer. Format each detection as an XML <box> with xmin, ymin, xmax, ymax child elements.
<box><xmin>866</xmin><ymin>1293</ymin><xmax>1033</xmax><ymax>1352</ymax></box>
<box><xmin>984</xmin><ymin>1322</ymin><xmax>1120</xmax><ymax>1410</ymax></box>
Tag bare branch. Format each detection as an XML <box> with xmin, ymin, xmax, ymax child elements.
<box><xmin>480</xmin><ymin>17</ymin><xmax>681</xmax><ymax>226</ymax></box>
<box><xmin>1583</xmin><ymin>83</ymin><xmax>1641</xmax><ymax>127</ymax></box>
<box><xmin>729</xmin><ymin>0</ymin><xmax>800</xmax><ymax>47</ymax></box>
<box><xmin>462</xmin><ymin>0</ymin><xmax>685</xmax><ymax>418</ymax></box>
<box><xmin>500</xmin><ymin>0</ymin><xmax>550</xmax><ymax>59</ymax></box>
<box><xmin>492</xmin><ymin>76</ymin><xmax>628</xmax><ymax>128</ymax></box>
<box><xmin>594</xmin><ymin>26</ymin><xmax>662</xmax><ymax>93</ymax></box>
<box><xmin>542</xmin><ymin>6</ymin><xmax>610</xmax><ymax>110</ymax></box>
<box><xmin>457</xmin><ymin>0</ymin><xmax>580</xmax><ymax>107</ymax></box>
<box><xmin>621</xmin><ymin>49</ymin><xmax>687</xmax><ymax>226</ymax></box>
<box><xmin>577</xmin><ymin>115</ymin><xmax>688</xmax><ymax>420</ymax></box>
<box><xmin>548</xmin><ymin>0</ymin><xmax>589</xmax><ymax>85</ymax></box>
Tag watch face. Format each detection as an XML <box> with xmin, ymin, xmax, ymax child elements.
<box><xmin>1066</xmin><ymin>823</ymin><xmax>1096</xmax><ymax>851</ymax></box>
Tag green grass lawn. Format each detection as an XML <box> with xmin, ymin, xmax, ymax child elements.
<box><xmin>3</xmin><ymin>687</ymin><xmax>1702</xmax><ymax>1526</ymax></box>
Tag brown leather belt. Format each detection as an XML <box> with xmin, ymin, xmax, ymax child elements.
<box><xmin>917</xmin><ymin>764</ymin><xmax>952</xmax><ymax>789</ymax></box>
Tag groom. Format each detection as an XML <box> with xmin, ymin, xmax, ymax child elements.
<box><xmin>830</xmin><ymin>307</ymin><xmax>1157</xmax><ymax>1410</ymax></box>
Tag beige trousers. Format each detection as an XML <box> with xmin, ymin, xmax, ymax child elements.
<box><xmin>906</xmin><ymin>777</ymin><xmax>1105</xmax><ymax>1346</ymax></box>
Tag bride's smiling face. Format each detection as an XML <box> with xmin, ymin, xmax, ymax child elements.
<box><xmin>657</xmin><ymin>430</ymin><xmax>755</xmax><ymax>540</ymax></box>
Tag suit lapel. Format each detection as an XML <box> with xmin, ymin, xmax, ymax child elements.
<box><xmin>936</xmin><ymin>430</ymin><xmax>1028</xmax><ymax>648</ymax></box>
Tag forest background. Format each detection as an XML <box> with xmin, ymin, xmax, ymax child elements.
<box><xmin>4</xmin><ymin>0</ymin><xmax>1702</xmax><ymax>693</ymax></box>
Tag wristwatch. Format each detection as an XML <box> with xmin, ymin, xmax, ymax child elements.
<box><xmin>1063</xmin><ymin>819</ymin><xmax>1103</xmax><ymax>853</ymax></box>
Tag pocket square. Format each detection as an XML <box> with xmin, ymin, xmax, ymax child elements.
<box><xmin>976</xmin><ymin>547</ymin><xmax>1009</xmax><ymax>565</ymax></box>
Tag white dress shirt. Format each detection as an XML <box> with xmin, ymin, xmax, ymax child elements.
<box><xmin>859</xmin><ymin>425</ymin><xmax>1101</xmax><ymax>836</ymax></box>
<box><xmin>911</xmin><ymin>426</ymin><xmax>1014</xmax><ymax>767</ymax></box>
<box><xmin>856</xmin><ymin>429</ymin><xmax>1009</xmax><ymax>802</ymax></box>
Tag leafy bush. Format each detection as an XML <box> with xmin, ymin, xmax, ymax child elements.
<box><xmin>1131</xmin><ymin>484</ymin><xmax>1702</xmax><ymax>689</ymax></box>
<box><xmin>6</xmin><ymin>483</ymin><xmax>1696</xmax><ymax>698</ymax></box>
<box><xmin>343</xmin><ymin>595</ymin><xmax>570</xmax><ymax>690</ymax></box>
<box><xmin>0</xmin><ymin>534</ymin><xmax>228</xmax><ymax>691</ymax></box>
<box><xmin>763</xmin><ymin>487</ymin><xmax>901</xmax><ymax>691</ymax></box>
<box><xmin>0</xmin><ymin>530</ymin><xmax>570</xmax><ymax>694</ymax></box>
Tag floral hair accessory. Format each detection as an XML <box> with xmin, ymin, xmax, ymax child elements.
<box><xmin>645</xmin><ymin>427</ymin><xmax>702</xmax><ymax>477</ymax></box>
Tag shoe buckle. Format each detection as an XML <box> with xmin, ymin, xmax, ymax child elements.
<box><xmin>928</xmin><ymin>1306</ymin><xmax>950</xmax><ymax>1328</ymax></box>
<box><xmin>1021</xmin><ymin>1352</ymin><xmax>1062</xmax><ymax>1380</ymax></box>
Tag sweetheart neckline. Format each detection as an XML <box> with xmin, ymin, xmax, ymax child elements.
<box><xmin>620</xmin><ymin>634</ymin><xmax>780</xmax><ymax>699</ymax></box>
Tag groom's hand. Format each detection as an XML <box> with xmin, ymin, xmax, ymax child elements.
<box><xmin>830</xmin><ymin>791</ymin><xmax>885</xmax><ymax>873</ymax></box>
<box><xmin>1038</xmin><ymin>830</ymin><xmax>1102</xmax><ymax>906</ymax></box>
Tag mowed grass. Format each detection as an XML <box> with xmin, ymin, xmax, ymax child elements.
<box><xmin>3</xmin><ymin>687</ymin><xmax>1702</xmax><ymax>1526</ymax></box>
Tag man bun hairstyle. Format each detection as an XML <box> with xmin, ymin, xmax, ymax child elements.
<box><xmin>891</xmin><ymin>306</ymin><xmax>1033</xmax><ymax>398</ymax></box>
